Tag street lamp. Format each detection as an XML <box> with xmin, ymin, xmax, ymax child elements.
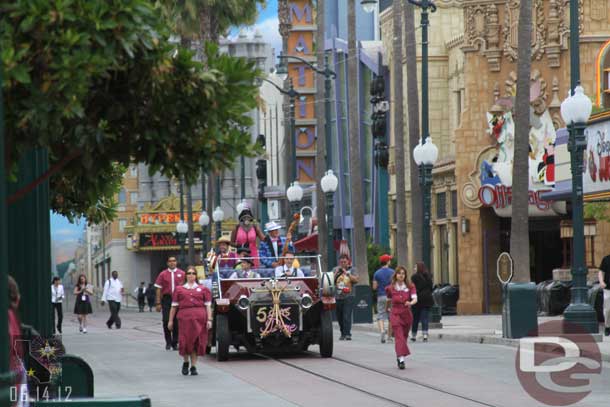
<box><xmin>361</xmin><ymin>0</ymin><xmax>377</xmax><ymax>13</ymax></box>
<box><xmin>561</xmin><ymin>85</ymin><xmax>598</xmax><ymax>334</ymax></box>
<box><xmin>321</xmin><ymin>170</ymin><xmax>339</xmax><ymax>269</ymax></box>
<box><xmin>212</xmin><ymin>206</ymin><xmax>224</xmax><ymax>241</ymax></box>
<box><xmin>176</xmin><ymin>219</ymin><xmax>188</xmax><ymax>267</ymax></box>
<box><xmin>286</xmin><ymin>182</ymin><xmax>304</xmax><ymax>241</ymax></box>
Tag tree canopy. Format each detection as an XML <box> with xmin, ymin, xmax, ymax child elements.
<box><xmin>1</xmin><ymin>0</ymin><xmax>261</xmax><ymax>223</ymax></box>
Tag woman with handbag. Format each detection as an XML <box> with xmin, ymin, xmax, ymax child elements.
<box><xmin>385</xmin><ymin>266</ymin><xmax>417</xmax><ymax>369</ymax></box>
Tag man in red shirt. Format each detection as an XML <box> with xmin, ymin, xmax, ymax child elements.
<box><xmin>155</xmin><ymin>256</ymin><xmax>185</xmax><ymax>350</ymax></box>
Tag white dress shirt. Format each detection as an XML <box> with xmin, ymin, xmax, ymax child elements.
<box><xmin>102</xmin><ymin>278</ymin><xmax>123</xmax><ymax>302</ymax></box>
<box><xmin>51</xmin><ymin>284</ymin><xmax>64</xmax><ymax>303</ymax></box>
<box><xmin>274</xmin><ymin>265</ymin><xmax>304</xmax><ymax>278</ymax></box>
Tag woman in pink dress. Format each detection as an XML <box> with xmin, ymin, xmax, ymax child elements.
<box><xmin>231</xmin><ymin>204</ymin><xmax>264</xmax><ymax>267</ymax></box>
<box><xmin>168</xmin><ymin>266</ymin><xmax>212</xmax><ymax>376</ymax></box>
<box><xmin>385</xmin><ymin>265</ymin><xmax>418</xmax><ymax>369</ymax></box>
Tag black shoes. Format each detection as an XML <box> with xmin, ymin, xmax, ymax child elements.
<box><xmin>190</xmin><ymin>366</ymin><xmax>198</xmax><ymax>376</ymax></box>
<box><xmin>410</xmin><ymin>337</ymin><xmax>416</xmax><ymax>342</ymax></box>
<box><xmin>181</xmin><ymin>362</ymin><xmax>189</xmax><ymax>376</ymax></box>
<box><xmin>605</xmin><ymin>327</ymin><xmax>610</xmax><ymax>336</ymax></box>
<box><xmin>399</xmin><ymin>361</ymin><xmax>405</xmax><ymax>370</ymax></box>
<box><xmin>106</xmin><ymin>322</ymin><xmax>112</xmax><ymax>329</ymax></box>
<box><xmin>165</xmin><ymin>344</ymin><xmax>171</xmax><ymax>350</ymax></box>
<box><xmin>172</xmin><ymin>345</ymin><xmax>178</xmax><ymax>351</ymax></box>
<box><xmin>345</xmin><ymin>335</ymin><xmax>352</xmax><ymax>341</ymax></box>
<box><xmin>339</xmin><ymin>336</ymin><xmax>345</xmax><ymax>341</ymax></box>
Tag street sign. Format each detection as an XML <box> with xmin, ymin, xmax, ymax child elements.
<box><xmin>497</xmin><ymin>252</ymin><xmax>514</xmax><ymax>284</ymax></box>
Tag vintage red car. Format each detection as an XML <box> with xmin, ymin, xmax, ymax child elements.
<box><xmin>208</xmin><ymin>255</ymin><xmax>335</xmax><ymax>361</ymax></box>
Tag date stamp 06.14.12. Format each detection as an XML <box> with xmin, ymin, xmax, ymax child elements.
<box><xmin>10</xmin><ymin>386</ymin><xmax>72</xmax><ymax>403</ymax></box>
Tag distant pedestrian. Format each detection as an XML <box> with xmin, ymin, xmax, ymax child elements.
<box><xmin>385</xmin><ymin>266</ymin><xmax>417</xmax><ymax>369</ymax></box>
<box><xmin>155</xmin><ymin>256</ymin><xmax>185</xmax><ymax>350</ymax></box>
<box><xmin>51</xmin><ymin>276</ymin><xmax>64</xmax><ymax>334</ymax></box>
<box><xmin>599</xmin><ymin>254</ymin><xmax>610</xmax><ymax>336</ymax></box>
<box><xmin>373</xmin><ymin>254</ymin><xmax>394</xmax><ymax>343</ymax></box>
<box><xmin>168</xmin><ymin>266</ymin><xmax>213</xmax><ymax>376</ymax></box>
<box><xmin>134</xmin><ymin>282</ymin><xmax>147</xmax><ymax>312</ymax></box>
<box><xmin>146</xmin><ymin>283</ymin><xmax>156</xmax><ymax>312</ymax></box>
<box><xmin>410</xmin><ymin>262</ymin><xmax>434</xmax><ymax>342</ymax></box>
<box><xmin>73</xmin><ymin>274</ymin><xmax>93</xmax><ymax>333</ymax></box>
<box><xmin>102</xmin><ymin>270</ymin><xmax>124</xmax><ymax>329</ymax></box>
<box><xmin>333</xmin><ymin>254</ymin><xmax>359</xmax><ymax>340</ymax></box>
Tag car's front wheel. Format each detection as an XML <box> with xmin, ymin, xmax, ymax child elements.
<box><xmin>319</xmin><ymin>310</ymin><xmax>333</xmax><ymax>358</ymax></box>
<box><xmin>216</xmin><ymin>313</ymin><xmax>231</xmax><ymax>361</ymax></box>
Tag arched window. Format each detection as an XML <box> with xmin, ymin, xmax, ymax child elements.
<box><xmin>596</xmin><ymin>39</ymin><xmax>610</xmax><ymax>109</ymax></box>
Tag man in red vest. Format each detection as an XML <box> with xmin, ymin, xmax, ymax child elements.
<box><xmin>155</xmin><ymin>256</ymin><xmax>185</xmax><ymax>350</ymax></box>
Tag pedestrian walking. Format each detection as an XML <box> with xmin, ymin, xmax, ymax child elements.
<box><xmin>134</xmin><ymin>282</ymin><xmax>147</xmax><ymax>312</ymax></box>
<box><xmin>410</xmin><ymin>262</ymin><xmax>434</xmax><ymax>342</ymax></box>
<box><xmin>333</xmin><ymin>253</ymin><xmax>358</xmax><ymax>340</ymax></box>
<box><xmin>599</xmin><ymin>254</ymin><xmax>610</xmax><ymax>336</ymax></box>
<box><xmin>73</xmin><ymin>274</ymin><xmax>93</xmax><ymax>333</ymax></box>
<box><xmin>155</xmin><ymin>256</ymin><xmax>185</xmax><ymax>350</ymax></box>
<box><xmin>373</xmin><ymin>254</ymin><xmax>394</xmax><ymax>343</ymax></box>
<box><xmin>146</xmin><ymin>283</ymin><xmax>156</xmax><ymax>312</ymax></box>
<box><xmin>101</xmin><ymin>270</ymin><xmax>124</xmax><ymax>329</ymax></box>
<box><xmin>168</xmin><ymin>266</ymin><xmax>213</xmax><ymax>376</ymax></box>
<box><xmin>386</xmin><ymin>266</ymin><xmax>417</xmax><ymax>369</ymax></box>
<box><xmin>51</xmin><ymin>276</ymin><xmax>64</xmax><ymax>334</ymax></box>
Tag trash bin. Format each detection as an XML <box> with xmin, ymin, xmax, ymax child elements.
<box><xmin>502</xmin><ymin>282</ymin><xmax>538</xmax><ymax>339</ymax></box>
<box><xmin>587</xmin><ymin>284</ymin><xmax>605</xmax><ymax>323</ymax></box>
<box><xmin>352</xmin><ymin>285</ymin><xmax>373</xmax><ymax>324</ymax></box>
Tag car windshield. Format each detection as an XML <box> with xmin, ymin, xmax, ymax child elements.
<box><xmin>214</xmin><ymin>255</ymin><xmax>320</xmax><ymax>280</ymax></box>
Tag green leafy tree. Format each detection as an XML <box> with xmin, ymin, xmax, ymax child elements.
<box><xmin>1</xmin><ymin>0</ymin><xmax>260</xmax><ymax>223</ymax></box>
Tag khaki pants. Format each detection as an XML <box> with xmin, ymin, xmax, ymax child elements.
<box><xmin>604</xmin><ymin>290</ymin><xmax>610</xmax><ymax>328</ymax></box>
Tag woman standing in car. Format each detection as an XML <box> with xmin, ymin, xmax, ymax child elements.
<box><xmin>385</xmin><ymin>266</ymin><xmax>417</xmax><ymax>369</ymax></box>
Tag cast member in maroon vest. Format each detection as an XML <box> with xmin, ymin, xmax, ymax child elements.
<box><xmin>155</xmin><ymin>256</ymin><xmax>185</xmax><ymax>350</ymax></box>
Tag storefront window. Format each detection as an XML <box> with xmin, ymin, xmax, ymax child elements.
<box><xmin>451</xmin><ymin>190</ymin><xmax>457</xmax><ymax>218</ymax></box>
<box><xmin>436</xmin><ymin>192</ymin><xmax>447</xmax><ymax>219</ymax></box>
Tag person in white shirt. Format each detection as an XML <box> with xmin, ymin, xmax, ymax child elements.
<box><xmin>51</xmin><ymin>276</ymin><xmax>64</xmax><ymax>334</ymax></box>
<box><xmin>102</xmin><ymin>270</ymin><xmax>124</xmax><ymax>329</ymax></box>
<box><xmin>274</xmin><ymin>252</ymin><xmax>304</xmax><ymax>278</ymax></box>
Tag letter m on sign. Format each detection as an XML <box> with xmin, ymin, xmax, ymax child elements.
<box><xmin>290</xmin><ymin>2</ymin><xmax>312</xmax><ymax>24</ymax></box>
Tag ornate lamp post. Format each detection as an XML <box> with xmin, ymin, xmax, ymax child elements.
<box><xmin>286</xmin><ymin>181</ymin><xmax>304</xmax><ymax>241</ymax></box>
<box><xmin>321</xmin><ymin>170</ymin><xmax>339</xmax><ymax>269</ymax></box>
<box><xmin>213</xmin><ymin>206</ymin><xmax>224</xmax><ymax>241</ymax></box>
<box><xmin>176</xmin><ymin>219</ymin><xmax>188</xmax><ymax>267</ymax></box>
<box><xmin>198</xmin><ymin>210</ymin><xmax>210</xmax><ymax>258</ymax></box>
<box><xmin>561</xmin><ymin>86</ymin><xmax>598</xmax><ymax>333</ymax></box>
<box><xmin>414</xmin><ymin>137</ymin><xmax>441</xmax><ymax>322</ymax></box>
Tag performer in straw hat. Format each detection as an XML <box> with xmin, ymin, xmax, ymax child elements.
<box><xmin>215</xmin><ymin>236</ymin><xmax>237</xmax><ymax>269</ymax></box>
<box><xmin>258</xmin><ymin>221</ymin><xmax>293</xmax><ymax>268</ymax></box>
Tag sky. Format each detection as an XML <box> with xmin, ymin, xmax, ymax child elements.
<box><xmin>49</xmin><ymin>3</ymin><xmax>280</xmax><ymax>267</ymax></box>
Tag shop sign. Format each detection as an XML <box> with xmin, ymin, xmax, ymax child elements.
<box><xmin>584</xmin><ymin>120</ymin><xmax>610</xmax><ymax>197</ymax></box>
<box><xmin>139</xmin><ymin>232</ymin><xmax>203</xmax><ymax>248</ymax></box>
<box><xmin>478</xmin><ymin>184</ymin><xmax>552</xmax><ymax>210</ymax></box>
<box><xmin>138</xmin><ymin>212</ymin><xmax>200</xmax><ymax>225</ymax></box>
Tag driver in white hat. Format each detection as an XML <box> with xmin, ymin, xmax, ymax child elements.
<box><xmin>258</xmin><ymin>221</ymin><xmax>293</xmax><ymax>268</ymax></box>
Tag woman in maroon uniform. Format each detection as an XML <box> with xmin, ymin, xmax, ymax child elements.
<box><xmin>385</xmin><ymin>266</ymin><xmax>418</xmax><ymax>369</ymax></box>
<box><xmin>168</xmin><ymin>266</ymin><xmax>212</xmax><ymax>376</ymax></box>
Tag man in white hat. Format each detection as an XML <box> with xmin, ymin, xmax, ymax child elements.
<box><xmin>258</xmin><ymin>221</ymin><xmax>293</xmax><ymax>268</ymax></box>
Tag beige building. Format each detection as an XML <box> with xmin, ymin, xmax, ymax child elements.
<box><xmin>382</xmin><ymin>0</ymin><xmax>610</xmax><ymax>314</ymax></box>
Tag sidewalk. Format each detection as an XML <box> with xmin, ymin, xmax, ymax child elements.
<box><xmin>351</xmin><ymin>314</ymin><xmax>610</xmax><ymax>362</ymax></box>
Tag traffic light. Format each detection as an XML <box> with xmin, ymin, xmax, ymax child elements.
<box><xmin>375</xmin><ymin>142</ymin><xmax>389</xmax><ymax>168</ymax></box>
<box><xmin>372</xmin><ymin>111</ymin><xmax>387</xmax><ymax>139</ymax></box>
<box><xmin>370</xmin><ymin>75</ymin><xmax>385</xmax><ymax>97</ymax></box>
<box><xmin>256</xmin><ymin>159</ymin><xmax>267</xmax><ymax>181</ymax></box>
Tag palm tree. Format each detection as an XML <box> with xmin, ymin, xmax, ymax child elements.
<box><xmin>347</xmin><ymin>0</ymin><xmax>369</xmax><ymax>284</ymax></box>
<box><xmin>315</xmin><ymin>0</ymin><xmax>328</xmax><ymax>271</ymax></box>
<box><xmin>510</xmin><ymin>0</ymin><xmax>532</xmax><ymax>282</ymax></box>
<box><xmin>404</xmin><ymin>2</ymin><xmax>422</xmax><ymax>266</ymax></box>
<box><xmin>392</xmin><ymin>1</ymin><xmax>408</xmax><ymax>267</ymax></box>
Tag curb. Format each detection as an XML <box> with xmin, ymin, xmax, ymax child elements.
<box><xmin>350</xmin><ymin>323</ymin><xmax>610</xmax><ymax>363</ymax></box>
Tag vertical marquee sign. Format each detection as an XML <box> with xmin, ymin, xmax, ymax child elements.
<box><xmin>289</xmin><ymin>0</ymin><xmax>317</xmax><ymax>183</ymax></box>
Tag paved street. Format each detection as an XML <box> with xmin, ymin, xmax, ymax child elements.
<box><xmin>60</xmin><ymin>309</ymin><xmax>610</xmax><ymax>407</ymax></box>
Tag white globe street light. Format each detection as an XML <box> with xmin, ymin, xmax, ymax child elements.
<box><xmin>560</xmin><ymin>85</ymin><xmax>592</xmax><ymax>125</ymax></box>
<box><xmin>420</xmin><ymin>137</ymin><xmax>439</xmax><ymax>165</ymax></box>
<box><xmin>320</xmin><ymin>170</ymin><xmax>339</xmax><ymax>193</ymax></box>
<box><xmin>413</xmin><ymin>138</ymin><xmax>424</xmax><ymax>166</ymax></box>
<box><xmin>361</xmin><ymin>0</ymin><xmax>377</xmax><ymax>14</ymax></box>
<box><xmin>176</xmin><ymin>219</ymin><xmax>188</xmax><ymax>234</ymax></box>
<box><xmin>212</xmin><ymin>207</ymin><xmax>225</xmax><ymax>223</ymax></box>
<box><xmin>286</xmin><ymin>181</ymin><xmax>304</xmax><ymax>203</ymax></box>
<box><xmin>198</xmin><ymin>211</ymin><xmax>210</xmax><ymax>227</ymax></box>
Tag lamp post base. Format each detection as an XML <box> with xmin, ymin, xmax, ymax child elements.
<box><xmin>563</xmin><ymin>303</ymin><xmax>599</xmax><ymax>334</ymax></box>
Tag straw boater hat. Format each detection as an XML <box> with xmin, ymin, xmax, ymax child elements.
<box><xmin>216</xmin><ymin>236</ymin><xmax>231</xmax><ymax>245</ymax></box>
<box><xmin>264</xmin><ymin>221</ymin><xmax>282</xmax><ymax>232</ymax></box>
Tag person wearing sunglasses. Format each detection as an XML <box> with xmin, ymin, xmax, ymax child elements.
<box><xmin>168</xmin><ymin>266</ymin><xmax>212</xmax><ymax>376</ymax></box>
